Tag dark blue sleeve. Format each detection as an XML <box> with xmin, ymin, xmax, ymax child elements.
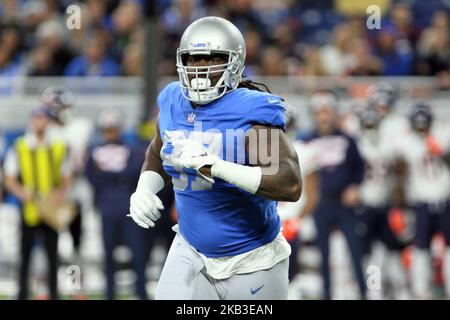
<box><xmin>347</xmin><ymin>136</ymin><xmax>365</xmax><ymax>185</ymax></box>
<box><xmin>247</xmin><ymin>93</ymin><xmax>286</xmax><ymax>130</ymax></box>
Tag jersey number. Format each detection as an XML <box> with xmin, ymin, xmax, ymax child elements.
<box><xmin>162</xmin><ymin>130</ymin><xmax>222</xmax><ymax>191</ymax></box>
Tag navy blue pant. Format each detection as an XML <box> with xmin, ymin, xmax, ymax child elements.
<box><xmin>18</xmin><ymin>221</ymin><xmax>58</xmax><ymax>300</ymax></box>
<box><xmin>313</xmin><ymin>199</ymin><xmax>367</xmax><ymax>299</ymax></box>
<box><xmin>414</xmin><ymin>201</ymin><xmax>450</xmax><ymax>249</ymax></box>
<box><xmin>360</xmin><ymin>206</ymin><xmax>405</xmax><ymax>255</ymax></box>
<box><xmin>101</xmin><ymin>213</ymin><xmax>149</xmax><ymax>300</ymax></box>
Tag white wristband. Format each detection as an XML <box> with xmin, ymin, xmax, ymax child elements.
<box><xmin>137</xmin><ymin>171</ymin><xmax>165</xmax><ymax>194</ymax></box>
<box><xmin>211</xmin><ymin>160</ymin><xmax>262</xmax><ymax>194</ymax></box>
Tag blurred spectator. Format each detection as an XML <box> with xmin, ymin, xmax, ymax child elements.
<box><xmin>227</xmin><ymin>0</ymin><xmax>265</xmax><ymax>36</ymax></box>
<box><xmin>417</xmin><ymin>10</ymin><xmax>450</xmax><ymax>76</ymax></box>
<box><xmin>35</xmin><ymin>20</ymin><xmax>74</xmax><ymax>75</ymax></box>
<box><xmin>159</xmin><ymin>0</ymin><xmax>207</xmax><ymax>76</ymax></box>
<box><xmin>260</xmin><ymin>46</ymin><xmax>287</xmax><ymax>76</ymax></box>
<box><xmin>300</xmin><ymin>46</ymin><xmax>327</xmax><ymax>76</ymax></box>
<box><xmin>0</xmin><ymin>46</ymin><xmax>23</xmax><ymax>78</ymax></box>
<box><xmin>0</xmin><ymin>0</ymin><xmax>449</xmax><ymax>79</ymax></box>
<box><xmin>86</xmin><ymin>0</ymin><xmax>113</xmax><ymax>32</ymax></box>
<box><xmin>243</xmin><ymin>29</ymin><xmax>262</xmax><ymax>76</ymax></box>
<box><xmin>389</xmin><ymin>3</ymin><xmax>421</xmax><ymax>48</ymax></box>
<box><xmin>161</xmin><ymin>0</ymin><xmax>206</xmax><ymax>36</ymax></box>
<box><xmin>122</xmin><ymin>42</ymin><xmax>142</xmax><ymax>76</ymax></box>
<box><xmin>422</xmin><ymin>29</ymin><xmax>450</xmax><ymax>76</ymax></box>
<box><xmin>64</xmin><ymin>34</ymin><xmax>120</xmax><ymax>77</ymax></box>
<box><xmin>20</xmin><ymin>0</ymin><xmax>47</xmax><ymax>35</ymax></box>
<box><xmin>417</xmin><ymin>10</ymin><xmax>449</xmax><ymax>55</ymax></box>
<box><xmin>0</xmin><ymin>0</ymin><xmax>21</xmax><ymax>24</ymax></box>
<box><xmin>40</xmin><ymin>0</ymin><xmax>61</xmax><ymax>23</ymax></box>
<box><xmin>111</xmin><ymin>0</ymin><xmax>143</xmax><ymax>60</ymax></box>
<box><xmin>251</xmin><ymin>0</ymin><xmax>292</xmax><ymax>37</ymax></box>
<box><xmin>272</xmin><ymin>21</ymin><xmax>301</xmax><ymax>62</ymax></box>
<box><xmin>66</xmin><ymin>2</ymin><xmax>95</xmax><ymax>54</ymax></box>
<box><xmin>320</xmin><ymin>23</ymin><xmax>354</xmax><ymax>76</ymax></box>
<box><xmin>0</xmin><ymin>24</ymin><xmax>23</xmax><ymax>61</ymax></box>
<box><xmin>374</xmin><ymin>27</ymin><xmax>414</xmax><ymax>76</ymax></box>
<box><xmin>0</xmin><ymin>44</ymin><xmax>24</xmax><ymax>95</ymax></box>
<box><xmin>347</xmin><ymin>38</ymin><xmax>382</xmax><ymax>76</ymax></box>
<box><xmin>28</xmin><ymin>44</ymin><xmax>59</xmax><ymax>76</ymax></box>
<box><xmin>347</xmin><ymin>15</ymin><xmax>367</xmax><ymax>41</ymax></box>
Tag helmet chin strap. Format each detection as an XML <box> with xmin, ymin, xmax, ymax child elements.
<box><xmin>188</xmin><ymin>78</ymin><xmax>221</xmax><ymax>105</ymax></box>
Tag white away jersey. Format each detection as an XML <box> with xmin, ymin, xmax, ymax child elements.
<box><xmin>397</xmin><ymin>124</ymin><xmax>450</xmax><ymax>203</ymax></box>
<box><xmin>358</xmin><ymin>130</ymin><xmax>395</xmax><ymax>207</ymax></box>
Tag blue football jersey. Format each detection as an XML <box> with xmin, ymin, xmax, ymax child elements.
<box><xmin>158</xmin><ymin>81</ymin><xmax>286</xmax><ymax>258</ymax></box>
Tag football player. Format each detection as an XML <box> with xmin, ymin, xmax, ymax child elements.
<box><xmin>394</xmin><ymin>102</ymin><xmax>450</xmax><ymax>299</ymax></box>
<box><xmin>357</xmin><ymin>107</ymin><xmax>409</xmax><ymax>299</ymax></box>
<box><xmin>128</xmin><ymin>16</ymin><xmax>302</xmax><ymax>300</ymax></box>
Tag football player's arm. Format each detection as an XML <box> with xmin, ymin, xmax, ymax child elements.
<box><xmin>245</xmin><ymin>124</ymin><xmax>302</xmax><ymax>202</ymax></box>
<box><xmin>141</xmin><ymin>120</ymin><xmax>171</xmax><ymax>184</ymax></box>
<box><xmin>128</xmin><ymin>117</ymin><xmax>169</xmax><ymax>228</ymax></box>
<box><xmin>198</xmin><ymin>125</ymin><xmax>302</xmax><ymax>201</ymax></box>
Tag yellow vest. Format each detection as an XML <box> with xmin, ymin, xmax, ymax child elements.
<box><xmin>15</xmin><ymin>137</ymin><xmax>66</xmax><ymax>227</ymax></box>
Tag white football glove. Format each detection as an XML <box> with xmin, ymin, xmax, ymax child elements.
<box><xmin>172</xmin><ymin>139</ymin><xmax>220</xmax><ymax>183</ymax></box>
<box><xmin>127</xmin><ymin>171</ymin><xmax>165</xmax><ymax>229</ymax></box>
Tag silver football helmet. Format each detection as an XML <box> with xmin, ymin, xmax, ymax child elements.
<box><xmin>176</xmin><ymin>16</ymin><xmax>246</xmax><ymax>105</ymax></box>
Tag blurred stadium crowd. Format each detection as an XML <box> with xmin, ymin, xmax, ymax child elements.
<box><xmin>0</xmin><ymin>0</ymin><xmax>449</xmax><ymax>301</ymax></box>
<box><xmin>0</xmin><ymin>0</ymin><xmax>450</xmax><ymax>82</ymax></box>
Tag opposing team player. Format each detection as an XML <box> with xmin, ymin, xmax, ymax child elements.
<box><xmin>128</xmin><ymin>16</ymin><xmax>302</xmax><ymax>300</ymax></box>
<box><xmin>394</xmin><ymin>102</ymin><xmax>450</xmax><ymax>299</ymax></box>
<box><xmin>365</xmin><ymin>82</ymin><xmax>409</xmax><ymax>150</ymax></box>
<box><xmin>357</xmin><ymin>107</ymin><xmax>409</xmax><ymax>299</ymax></box>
